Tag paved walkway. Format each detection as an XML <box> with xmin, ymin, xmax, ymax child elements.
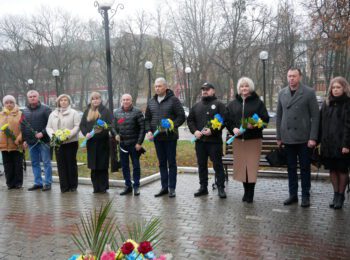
<box><xmin>0</xmin><ymin>172</ymin><xmax>349</xmax><ymax>259</ymax></box>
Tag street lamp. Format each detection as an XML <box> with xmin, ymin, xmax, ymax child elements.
<box><xmin>145</xmin><ymin>61</ymin><xmax>153</xmax><ymax>101</ymax></box>
<box><xmin>185</xmin><ymin>67</ymin><xmax>191</xmax><ymax>108</ymax></box>
<box><xmin>95</xmin><ymin>0</ymin><xmax>124</xmax><ymax>113</ymax></box>
<box><xmin>27</xmin><ymin>79</ymin><xmax>34</xmax><ymax>87</ymax></box>
<box><xmin>52</xmin><ymin>69</ymin><xmax>60</xmax><ymax>96</ymax></box>
<box><xmin>259</xmin><ymin>51</ymin><xmax>268</xmax><ymax>104</ymax></box>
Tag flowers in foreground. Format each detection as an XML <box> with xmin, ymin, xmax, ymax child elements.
<box><xmin>191</xmin><ymin>114</ymin><xmax>224</xmax><ymax>143</ymax></box>
<box><xmin>149</xmin><ymin>119</ymin><xmax>174</xmax><ymax>140</ymax></box>
<box><xmin>51</xmin><ymin>128</ymin><xmax>71</xmax><ymax>148</ymax></box>
<box><xmin>1</xmin><ymin>123</ymin><xmax>17</xmax><ymax>142</ymax></box>
<box><xmin>80</xmin><ymin>119</ymin><xmax>110</xmax><ymax>148</ymax></box>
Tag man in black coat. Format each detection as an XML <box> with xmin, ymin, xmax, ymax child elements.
<box><xmin>187</xmin><ymin>82</ymin><xmax>227</xmax><ymax>198</ymax></box>
<box><xmin>114</xmin><ymin>94</ymin><xmax>145</xmax><ymax>196</ymax></box>
<box><xmin>21</xmin><ymin>90</ymin><xmax>52</xmax><ymax>191</ymax></box>
<box><xmin>145</xmin><ymin>77</ymin><xmax>186</xmax><ymax>198</ymax></box>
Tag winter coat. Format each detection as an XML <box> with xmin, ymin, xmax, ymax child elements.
<box><xmin>145</xmin><ymin>89</ymin><xmax>186</xmax><ymax>141</ymax></box>
<box><xmin>113</xmin><ymin>106</ymin><xmax>145</xmax><ymax>146</ymax></box>
<box><xmin>320</xmin><ymin>95</ymin><xmax>350</xmax><ymax>159</ymax></box>
<box><xmin>46</xmin><ymin>106</ymin><xmax>81</xmax><ymax>144</ymax></box>
<box><xmin>80</xmin><ymin>104</ymin><xmax>112</xmax><ymax>170</ymax></box>
<box><xmin>21</xmin><ymin>102</ymin><xmax>52</xmax><ymax>145</ymax></box>
<box><xmin>276</xmin><ymin>84</ymin><xmax>320</xmax><ymax>144</ymax></box>
<box><xmin>225</xmin><ymin>92</ymin><xmax>269</xmax><ymax>140</ymax></box>
<box><xmin>187</xmin><ymin>96</ymin><xmax>226</xmax><ymax>143</ymax></box>
<box><xmin>0</xmin><ymin>106</ymin><xmax>23</xmax><ymax>151</ymax></box>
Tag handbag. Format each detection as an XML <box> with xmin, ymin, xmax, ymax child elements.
<box><xmin>310</xmin><ymin>146</ymin><xmax>321</xmax><ymax>169</ymax></box>
<box><xmin>266</xmin><ymin>147</ymin><xmax>287</xmax><ymax>167</ymax></box>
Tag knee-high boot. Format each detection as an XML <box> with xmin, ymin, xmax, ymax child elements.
<box><xmin>242</xmin><ymin>182</ymin><xmax>248</xmax><ymax>202</ymax></box>
<box><xmin>246</xmin><ymin>183</ymin><xmax>256</xmax><ymax>203</ymax></box>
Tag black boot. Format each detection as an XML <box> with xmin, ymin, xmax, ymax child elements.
<box><xmin>194</xmin><ymin>186</ymin><xmax>209</xmax><ymax>197</ymax></box>
<box><xmin>329</xmin><ymin>192</ymin><xmax>338</xmax><ymax>208</ymax></box>
<box><xmin>218</xmin><ymin>187</ymin><xmax>227</xmax><ymax>198</ymax></box>
<box><xmin>334</xmin><ymin>193</ymin><xmax>345</xmax><ymax>209</ymax></box>
<box><xmin>242</xmin><ymin>183</ymin><xmax>248</xmax><ymax>202</ymax></box>
<box><xmin>246</xmin><ymin>183</ymin><xmax>255</xmax><ymax>203</ymax></box>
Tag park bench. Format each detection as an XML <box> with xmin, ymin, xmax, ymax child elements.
<box><xmin>222</xmin><ymin>128</ymin><xmax>283</xmax><ymax>180</ymax></box>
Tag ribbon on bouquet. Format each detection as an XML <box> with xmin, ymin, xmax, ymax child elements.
<box><xmin>226</xmin><ymin>126</ymin><xmax>246</xmax><ymax>145</ymax></box>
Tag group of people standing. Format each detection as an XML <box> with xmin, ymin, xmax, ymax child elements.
<box><xmin>0</xmin><ymin>70</ymin><xmax>349</xmax><ymax>210</ymax></box>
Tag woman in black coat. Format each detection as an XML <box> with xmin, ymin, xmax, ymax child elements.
<box><xmin>80</xmin><ymin>92</ymin><xmax>112</xmax><ymax>193</ymax></box>
<box><xmin>320</xmin><ymin>76</ymin><xmax>350</xmax><ymax>209</ymax></box>
<box><xmin>225</xmin><ymin>77</ymin><xmax>269</xmax><ymax>203</ymax></box>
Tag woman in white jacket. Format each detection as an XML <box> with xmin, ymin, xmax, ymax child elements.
<box><xmin>46</xmin><ymin>94</ymin><xmax>81</xmax><ymax>192</ymax></box>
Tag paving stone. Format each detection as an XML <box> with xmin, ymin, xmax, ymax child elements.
<box><xmin>0</xmin><ymin>173</ymin><xmax>349</xmax><ymax>259</ymax></box>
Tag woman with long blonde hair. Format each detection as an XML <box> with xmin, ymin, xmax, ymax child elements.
<box><xmin>320</xmin><ymin>76</ymin><xmax>350</xmax><ymax>209</ymax></box>
<box><xmin>80</xmin><ymin>92</ymin><xmax>112</xmax><ymax>193</ymax></box>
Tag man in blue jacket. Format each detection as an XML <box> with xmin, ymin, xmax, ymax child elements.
<box><xmin>21</xmin><ymin>90</ymin><xmax>52</xmax><ymax>191</ymax></box>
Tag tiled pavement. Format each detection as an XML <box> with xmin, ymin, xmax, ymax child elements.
<box><xmin>0</xmin><ymin>172</ymin><xmax>349</xmax><ymax>260</ymax></box>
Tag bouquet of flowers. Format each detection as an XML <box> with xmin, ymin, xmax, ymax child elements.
<box><xmin>1</xmin><ymin>123</ymin><xmax>17</xmax><ymax>142</ymax></box>
<box><xmin>226</xmin><ymin>113</ymin><xmax>267</xmax><ymax>145</ymax></box>
<box><xmin>80</xmin><ymin>119</ymin><xmax>110</xmax><ymax>148</ymax></box>
<box><xmin>241</xmin><ymin>113</ymin><xmax>267</xmax><ymax>129</ymax></box>
<box><xmin>69</xmin><ymin>200</ymin><xmax>170</xmax><ymax>260</ymax></box>
<box><xmin>150</xmin><ymin>119</ymin><xmax>174</xmax><ymax>139</ymax></box>
<box><xmin>191</xmin><ymin>114</ymin><xmax>224</xmax><ymax>143</ymax></box>
<box><xmin>50</xmin><ymin>129</ymin><xmax>71</xmax><ymax>148</ymax></box>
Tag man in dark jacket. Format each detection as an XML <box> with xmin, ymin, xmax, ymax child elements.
<box><xmin>187</xmin><ymin>82</ymin><xmax>227</xmax><ymax>198</ymax></box>
<box><xmin>276</xmin><ymin>68</ymin><xmax>320</xmax><ymax>207</ymax></box>
<box><xmin>21</xmin><ymin>90</ymin><xmax>52</xmax><ymax>191</ymax></box>
<box><xmin>114</xmin><ymin>94</ymin><xmax>145</xmax><ymax>196</ymax></box>
<box><xmin>145</xmin><ymin>77</ymin><xmax>186</xmax><ymax>198</ymax></box>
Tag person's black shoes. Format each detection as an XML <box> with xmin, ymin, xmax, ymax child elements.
<box><xmin>301</xmin><ymin>197</ymin><xmax>310</xmax><ymax>208</ymax></box>
<box><xmin>154</xmin><ymin>188</ymin><xmax>169</xmax><ymax>197</ymax></box>
<box><xmin>218</xmin><ymin>187</ymin><xmax>227</xmax><ymax>199</ymax></box>
<box><xmin>168</xmin><ymin>189</ymin><xmax>176</xmax><ymax>198</ymax></box>
<box><xmin>42</xmin><ymin>185</ymin><xmax>51</xmax><ymax>191</ymax></box>
<box><xmin>28</xmin><ymin>185</ymin><xmax>43</xmax><ymax>191</ymax></box>
<box><xmin>283</xmin><ymin>196</ymin><xmax>298</xmax><ymax>205</ymax></box>
<box><xmin>194</xmin><ymin>186</ymin><xmax>208</xmax><ymax>197</ymax></box>
<box><xmin>334</xmin><ymin>193</ymin><xmax>345</xmax><ymax>210</ymax></box>
<box><xmin>120</xmin><ymin>186</ymin><xmax>133</xmax><ymax>196</ymax></box>
<box><xmin>329</xmin><ymin>192</ymin><xmax>338</xmax><ymax>208</ymax></box>
<box><xmin>134</xmin><ymin>187</ymin><xmax>140</xmax><ymax>196</ymax></box>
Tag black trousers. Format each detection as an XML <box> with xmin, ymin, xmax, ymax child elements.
<box><xmin>91</xmin><ymin>169</ymin><xmax>109</xmax><ymax>192</ymax></box>
<box><xmin>55</xmin><ymin>141</ymin><xmax>78</xmax><ymax>192</ymax></box>
<box><xmin>2</xmin><ymin>151</ymin><xmax>23</xmax><ymax>188</ymax></box>
<box><xmin>195</xmin><ymin>141</ymin><xmax>225</xmax><ymax>188</ymax></box>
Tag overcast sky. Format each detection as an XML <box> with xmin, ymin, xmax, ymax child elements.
<box><xmin>0</xmin><ymin>0</ymin><xmax>160</xmax><ymax>20</ymax></box>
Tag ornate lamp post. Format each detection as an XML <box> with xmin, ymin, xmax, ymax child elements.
<box><xmin>185</xmin><ymin>67</ymin><xmax>192</xmax><ymax>108</ymax></box>
<box><xmin>52</xmin><ymin>69</ymin><xmax>60</xmax><ymax>96</ymax></box>
<box><xmin>144</xmin><ymin>61</ymin><xmax>153</xmax><ymax>101</ymax></box>
<box><xmin>259</xmin><ymin>51</ymin><xmax>268</xmax><ymax>104</ymax></box>
<box><xmin>95</xmin><ymin>0</ymin><xmax>124</xmax><ymax>113</ymax></box>
<box><xmin>27</xmin><ymin>79</ymin><xmax>34</xmax><ymax>87</ymax></box>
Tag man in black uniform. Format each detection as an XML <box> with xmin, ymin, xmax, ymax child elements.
<box><xmin>187</xmin><ymin>82</ymin><xmax>227</xmax><ymax>198</ymax></box>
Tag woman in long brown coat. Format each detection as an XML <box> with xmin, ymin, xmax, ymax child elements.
<box><xmin>0</xmin><ymin>95</ymin><xmax>23</xmax><ymax>189</ymax></box>
<box><xmin>225</xmin><ymin>77</ymin><xmax>269</xmax><ymax>203</ymax></box>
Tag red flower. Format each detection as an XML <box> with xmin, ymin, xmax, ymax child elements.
<box><xmin>19</xmin><ymin>114</ymin><xmax>26</xmax><ymax>124</ymax></box>
<box><xmin>137</xmin><ymin>241</ymin><xmax>153</xmax><ymax>255</ymax></box>
<box><xmin>117</xmin><ymin>118</ymin><xmax>126</xmax><ymax>124</ymax></box>
<box><xmin>120</xmin><ymin>241</ymin><xmax>134</xmax><ymax>255</ymax></box>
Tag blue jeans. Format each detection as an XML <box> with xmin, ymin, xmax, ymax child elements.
<box><xmin>29</xmin><ymin>143</ymin><xmax>52</xmax><ymax>186</ymax></box>
<box><xmin>154</xmin><ymin>140</ymin><xmax>177</xmax><ymax>190</ymax></box>
<box><xmin>285</xmin><ymin>143</ymin><xmax>312</xmax><ymax>198</ymax></box>
<box><xmin>120</xmin><ymin>144</ymin><xmax>140</xmax><ymax>188</ymax></box>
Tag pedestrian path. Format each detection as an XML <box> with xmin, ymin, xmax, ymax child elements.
<box><xmin>0</xmin><ymin>173</ymin><xmax>349</xmax><ymax>259</ymax></box>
